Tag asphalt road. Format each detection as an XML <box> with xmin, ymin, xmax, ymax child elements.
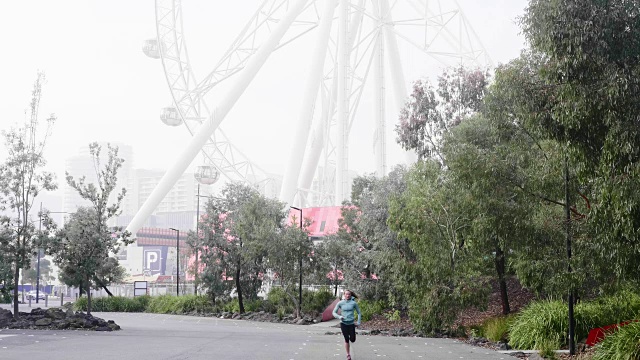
<box><xmin>0</xmin><ymin>311</ymin><xmax>517</xmax><ymax>360</ymax></box>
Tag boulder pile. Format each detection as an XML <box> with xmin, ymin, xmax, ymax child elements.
<box><xmin>0</xmin><ymin>307</ymin><xmax>121</xmax><ymax>331</ymax></box>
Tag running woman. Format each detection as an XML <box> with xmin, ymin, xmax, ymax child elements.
<box><xmin>333</xmin><ymin>289</ymin><xmax>362</xmax><ymax>360</ymax></box>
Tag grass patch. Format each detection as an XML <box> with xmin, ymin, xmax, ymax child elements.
<box><xmin>73</xmin><ymin>296</ymin><xmax>149</xmax><ymax>312</ymax></box>
<box><xmin>482</xmin><ymin>314</ymin><xmax>516</xmax><ymax>342</ymax></box>
<box><xmin>593</xmin><ymin>321</ymin><xmax>640</xmax><ymax>360</ymax></box>
<box><xmin>509</xmin><ymin>290</ymin><xmax>640</xmax><ymax>350</ymax></box>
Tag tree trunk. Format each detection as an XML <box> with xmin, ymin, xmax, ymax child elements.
<box><xmin>95</xmin><ymin>278</ymin><xmax>113</xmax><ymax>297</ymax></box>
<box><xmin>86</xmin><ymin>276</ymin><xmax>92</xmax><ymax>315</ymax></box>
<box><xmin>12</xmin><ymin>259</ymin><xmax>20</xmax><ymax>319</ymax></box>
<box><xmin>235</xmin><ymin>262</ymin><xmax>244</xmax><ymax>313</ymax></box>
<box><xmin>494</xmin><ymin>246</ymin><xmax>510</xmax><ymax>315</ymax></box>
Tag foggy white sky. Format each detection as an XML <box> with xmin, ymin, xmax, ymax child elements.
<box><xmin>0</xmin><ymin>0</ymin><xmax>529</xmax><ymax>201</ymax></box>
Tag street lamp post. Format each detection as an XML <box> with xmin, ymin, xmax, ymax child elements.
<box><xmin>195</xmin><ymin>184</ymin><xmax>200</xmax><ymax>296</ymax></box>
<box><xmin>169</xmin><ymin>228</ymin><xmax>180</xmax><ymax>297</ymax></box>
<box><xmin>193</xmin><ymin>184</ymin><xmax>212</xmax><ymax>297</ymax></box>
<box><xmin>290</xmin><ymin>206</ymin><xmax>303</xmax><ymax>318</ymax></box>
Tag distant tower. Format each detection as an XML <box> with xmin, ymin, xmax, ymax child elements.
<box><xmin>129</xmin><ymin>0</ymin><xmax>491</xmax><ymax>236</ymax></box>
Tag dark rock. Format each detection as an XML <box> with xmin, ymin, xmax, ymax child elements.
<box><xmin>30</xmin><ymin>308</ymin><xmax>47</xmax><ymax>316</ymax></box>
<box><xmin>0</xmin><ymin>308</ymin><xmax>13</xmax><ymax>320</ymax></box>
<box><xmin>0</xmin><ymin>308</ymin><xmax>121</xmax><ymax>332</ymax></box>
<box><xmin>35</xmin><ymin>318</ymin><xmax>53</xmax><ymax>326</ymax></box>
<box><xmin>46</xmin><ymin>308</ymin><xmax>66</xmax><ymax>320</ymax></box>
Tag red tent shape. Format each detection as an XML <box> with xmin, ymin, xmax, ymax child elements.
<box><xmin>322</xmin><ymin>298</ymin><xmax>341</xmax><ymax>322</ymax></box>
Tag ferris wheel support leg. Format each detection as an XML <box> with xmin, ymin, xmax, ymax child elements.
<box><xmin>372</xmin><ymin>0</ymin><xmax>386</xmax><ymax>178</ymax></box>
<box><xmin>279</xmin><ymin>0</ymin><xmax>337</xmax><ymax>207</ymax></box>
<box><xmin>299</xmin><ymin>0</ymin><xmax>364</xmax><ymax>205</ymax></box>
<box><xmin>335</xmin><ymin>0</ymin><xmax>351</xmax><ymax>205</ymax></box>
<box><xmin>381</xmin><ymin>0</ymin><xmax>417</xmax><ymax>164</ymax></box>
<box><xmin>126</xmin><ymin>0</ymin><xmax>309</xmax><ymax>236</ymax></box>
<box><xmin>298</xmin><ymin>65</ymin><xmax>338</xmax><ymax>205</ymax></box>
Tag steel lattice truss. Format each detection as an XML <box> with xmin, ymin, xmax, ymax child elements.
<box><xmin>127</xmin><ymin>0</ymin><xmax>492</xmax><ymax>235</ymax></box>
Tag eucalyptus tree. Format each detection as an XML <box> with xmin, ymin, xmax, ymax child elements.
<box><xmin>316</xmin><ymin>233</ymin><xmax>350</xmax><ymax>297</ymax></box>
<box><xmin>199</xmin><ymin>182</ymin><xmax>285</xmax><ymax>313</ymax></box>
<box><xmin>0</xmin><ymin>226</ymin><xmax>13</xmax><ymax>303</ymax></box>
<box><xmin>520</xmin><ymin>0</ymin><xmax>640</xmax><ymax>289</ymax></box>
<box><xmin>388</xmin><ymin>161</ymin><xmax>487</xmax><ymax>333</ymax></box>
<box><xmin>48</xmin><ymin>143</ymin><xmax>131</xmax><ymax>314</ymax></box>
<box><xmin>442</xmin><ymin>113</ymin><xmax>567</xmax><ymax>314</ymax></box>
<box><xmin>331</xmin><ymin>166</ymin><xmax>409</xmax><ymax>303</ymax></box>
<box><xmin>51</xmin><ymin>207</ymin><xmax>130</xmax><ymax>314</ymax></box>
<box><xmin>395</xmin><ymin>66</ymin><xmax>489</xmax><ymax>163</ymax></box>
<box><xmin>0</xmin><ymin>73</ymin><xmax>57</xmax><ymax>317</ymax></box>
<box><xmin>266</xmin><ymin>217</ymin><xmax>314</xmax><ymax>318</ymax></box>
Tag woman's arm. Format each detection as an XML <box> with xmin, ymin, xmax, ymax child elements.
<box><xmin>332</xmin><ymin>301</ymin><xmax>343</xmax><ymax>320</ymax></box>
<box><xmin>355</xmin><ymin>302</ymin><xmax>362</xmax><ymax>325</ymax></box>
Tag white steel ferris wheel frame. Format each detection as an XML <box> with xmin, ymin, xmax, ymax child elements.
<box><xmin>126</xmin><ymin>0</ymin><xmax>492</xmax><ymax>236</ymax></box>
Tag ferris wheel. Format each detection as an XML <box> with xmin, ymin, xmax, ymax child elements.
<box><xmin>128</xmin><ymin>0</ymin><xmax>492</xmax><ymax>235</ymax></box>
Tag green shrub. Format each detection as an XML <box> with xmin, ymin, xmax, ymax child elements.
<box><xmin>146</xmin><ymin>294</ymin><xmax>180</xmax><ymax>314</ymax></box>
<box><xmin>244</xmin><ymin>299</ymin><xmax>263</xmax><ymax>312</ymax></box>
<box><xmin>222</xmin><ymin>298</ymin><xmax>241</xmax><ymax>313</ymax></box>
<box><xmin>146</xmin><ymin>294</ymin><xmax>213</xmax><ymax>314</ymax></box>
<box><xmin>176</xmin><ymin>295</ymin><xmax>214</xmax><ymax>314</ymax></box>
<box><xmin>74</xmin><ymin>296</ymin><xmax>149</xmax><ymax>312</ymax></box>
<box><xmin>482</xmin><ymin>315</ymin><xmax>516</xmax><ymax>342</ymax></box>
<box><xmin>384</xmin><ymin>309</ymin><xmax>401</xmax><ymax>322</ymax></box>
<box><xmin>302</xmin><ymin>288</ymin><xmax>334</xmax><ymax>314</ymax></box>
<box><xmin>593</xmin><ymin>321</ymin><xmax>640</xmax><ymax>360</ymax></box>
<box><xmin>358</xmin><ymin>299</ymin><xmax>386</xmax><ymax>322</ymax></box>
<box><xmin>73</xmin><ymin>296</ymin><xmax>88</xmax><ymax>311</ymax></box>
<box><xmin>267</xmin><ymin>287</ymin><xmax>294</xmax><ymax>315</ymax></box>
<box><xmin>510</xmin><ymin>291</ymin><xmax>640</xmax><ymax>350</ymax></box>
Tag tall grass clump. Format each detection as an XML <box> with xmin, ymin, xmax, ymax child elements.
<box><xmin>73</xmin><ymin>296</ymin><xmax>149</xmax><ymax>312</ymax></box>
<box><xmin>482</xmin><ymin>315</ymin><xmax>516</xmax><ymax>342</ymax></box>
<box><xmin>592</xmin><ymin>321</ymin><xmax>640</xmax><ymax>360</ymax></box>
<box><xmin>576</xmin><ymin>290</ymin><xmax>640</xmax><ymax>336</ymax></box>
<box><xmin>509</xmin><ymin>300</ymin><xmax>566</xmax><ymax>350</ymax></box>
<box><xmin>146</xmin><ymin>294</ymin><xmax>181</xmax><ymax>314</ymax></box>
<box><xmin>173</xmin><ymin>295</ymin><xmax>214</xmax><ymax>314</ymax></box>
<box><xmin>510</xmin><ymin>290</ymin><xmax>640</xmax><ymax>350</ymax></box>
<box><xmin>73</xmin><ymin>296</ymin><xmax>88</xmax><ymax>311</ymax></box>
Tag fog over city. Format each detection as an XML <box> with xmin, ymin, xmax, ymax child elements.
<box><xmin>1</xmin><ymin>0</ymin><xmax>528</xmax><ymax>214</ymax></box>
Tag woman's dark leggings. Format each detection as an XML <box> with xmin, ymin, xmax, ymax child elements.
<box><xmin>340</xmin><ymin>323</ymin><xmax>356</xmax><ymax>343</ymax></box>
